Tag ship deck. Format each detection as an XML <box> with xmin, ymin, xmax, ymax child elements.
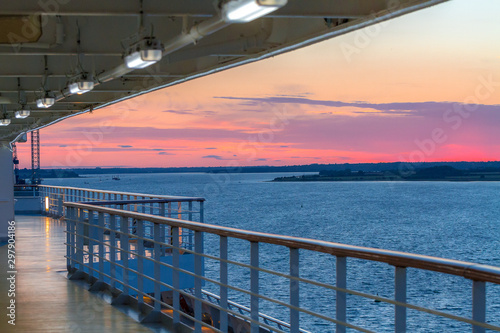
<box><xmin>0</xmin><ymin>215</ymin><xmax>164</xmax><ymax>332</ymax></box>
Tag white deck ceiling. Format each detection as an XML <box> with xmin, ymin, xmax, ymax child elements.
<box><xmin>0</xmin><ymin>0</ymin><xmax>448</xmax><ymax>143</ymax></box>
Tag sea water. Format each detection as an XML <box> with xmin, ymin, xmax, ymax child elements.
<box><xmin>45</xmin><ymin>173</ymin><xmax>500</xmax><ymax>332</ymax></box>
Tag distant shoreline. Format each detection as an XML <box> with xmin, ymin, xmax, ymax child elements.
<box><xmin>271</xmin><ymin>176</ymin><xmax>500</xmax><ymax>182</ymax></box>
<box><xmin>271</xmin><ymin>166</ymin><xmax>500</xmax><ymax>182</ymax></box>
<box><xmin>17</xmin><ymin>161</ymin><xmax>500</xmax><ymax>180</ymax></box>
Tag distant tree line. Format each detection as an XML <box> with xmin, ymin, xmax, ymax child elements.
<box><xmin>17</xmin><ymin>161</ymin><xmax>500</xmax><ymax>178</ymax></box>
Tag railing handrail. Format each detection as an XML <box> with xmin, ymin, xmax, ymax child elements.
<box><xmin>64</xmin><ymin>201</ymin><xmax>500</xmax><ymax>285</ymax></box>
<box><xmin>19</xmin><ymin>184</ymin><xmax>205</xmax><ymax>202</ymax></box>
<box><xmin>83</xmin><ymin>198</ymin><xmax>205</xmax><ymax>205</ymax></box>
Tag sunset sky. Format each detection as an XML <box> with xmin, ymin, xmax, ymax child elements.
<box><xmin>17</xmin><ymin>0</ymin><xmax>500</xmax><ymax>169</ymax></box>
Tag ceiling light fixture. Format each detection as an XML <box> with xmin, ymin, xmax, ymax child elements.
<box><xmin>15</xmin><ymin>109</ymin><xmax>30</xmax><ymax>119</ymax></box>
<box><xmin>222</xmin><ymin>0</ymin><xmax>287</xmax><ymax>23</ymax></box>
<box><xmin>68</xmin><ymin>73</ymin><xmax>94</xmax><ymax>95</ymax></box>
<box><xmin>124</xmin><ymin>37</ymin><xmax>164</xmax><ymax>69</ymax></box>
<box><xmin>0</xmin><ymin>118</ymin><xmax>11</xmax><ymax>126</ymax></box>
<box><xmin>36</xmin><ymin>93</ymin><xmax>55</xmax><ymax>108</ymax></box>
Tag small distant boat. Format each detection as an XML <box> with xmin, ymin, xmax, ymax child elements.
<box><xmin>112</xmin><ymin>176</ymin><xmax>121</xmax><ymax>180</ymax></box>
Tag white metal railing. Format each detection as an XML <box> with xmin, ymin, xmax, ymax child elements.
<box><xmin>37</xmin><ymin>184</ymin><xmax>204</xmax><ymax>223</ymax></box>
<box><xmin>63</xmin><ymin>201</ymin><xmax>500</xmax><ymax>333</ymax></box>
<box><xmin>37</xmin><ymin>185</ymin><xmax>204</xmax><ymax>254</ymax></box>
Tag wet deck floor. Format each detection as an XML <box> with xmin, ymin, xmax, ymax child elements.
<box><xmin>0</xmin><ymin>215</ymin><xmax>159</xmax><ymax>332</ymax></box>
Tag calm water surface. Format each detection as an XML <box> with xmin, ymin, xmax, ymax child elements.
<box><xmin>45</xmin><ymin>173</ymin><xmax>500</xmax><ymax>332</ymax></box>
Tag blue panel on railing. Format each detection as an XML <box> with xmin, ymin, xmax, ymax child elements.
<box><xmin>84</xmin><ymin>254</ymin><xmax>203</xmax><ymax>295</ymax></box>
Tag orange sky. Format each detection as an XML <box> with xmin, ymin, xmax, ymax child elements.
<box><xmin>16</xmin><ymin>0</ymin><xmax>500</xmax><ymax>169</ymax></box>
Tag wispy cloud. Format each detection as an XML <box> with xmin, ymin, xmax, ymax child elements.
<box><xmin>215</xmin><ymin>96</ymin><xmax>500</xmax><ymax>116</ymax></box>
<box><xmin>203</xmin><ymin>155</ymin><xmax>226</xmax><ymax>160</ymax></box>
<box><xmin>162</xmin><ymin>109</ymin><xmax>217</xmax><ymax>116</ymax></box>
<box><xmin>162</xmin><ymin>109</ymin><xmax>193</xmax><ymax>115</ymax></box>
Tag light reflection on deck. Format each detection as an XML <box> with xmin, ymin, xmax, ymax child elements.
<box><xmin>0</xmin><ymin>215</ymin><xmax>155</xmax><ymax>332</ymax></box>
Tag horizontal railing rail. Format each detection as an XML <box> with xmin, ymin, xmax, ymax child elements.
<box><xmin>31</xmin><ymin>185</ymin><xmax>204</xmax><ymax>226</ymax></box>
<box><xmin>38</xmin><ymin>184</ymin><xmax>205</xmax><ymax>202</ymax></box>
<box><xmin>63</xmin><ymin>201</ymin><xmax>500</xmax><ymax>333</ymax></box>
<box><xmin>84</xmin><ymin>198</ymin><xmax>206</xmax><ymax>205</ymax></box>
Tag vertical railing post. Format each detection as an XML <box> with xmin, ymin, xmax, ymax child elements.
<box><xmin>172</xmin><ymin>226</ymin><xmax>180</xmax><ymax>323</ymax></box>
<box><xmin>159</xmin><ymin>202</ymin><xmax>166</xmax><ymax>254</ymax></box>
<box><xmin>76</xmin><ymin>208</ymin><xmax>84</xmax><ymax>271</ymax></box>
<box><xmin>109</xmin><ymin>214</ymin><xmax>116</xmax><ymax>289</ymax></box>
<box><xmin>137</xmin><ymin>219</ymin><xmax>145</xmax><ymax>305</ymax></box>
<box><xmin>250</xmin><ymin>241</ymin><xmax>259</xmax><ymax>333</ymax></box>
<box><xmin>395</xmin><ymin>266</ymin><xmax>407</xmax><ymax>333</ymax></box>
<box><xmin>48</xmin><ymin>187</ymin><xmax>51</xmax><ymax>214</ymax></box>
<box><xmin>336</xmin><ymin>256</ymin><xmax>347</xmax><ymax>333</ymax></box>
<box><xmin>472</xmin><ymin>280</ymin><xmax>486</xmax><ymax>333</ymax></box>
<box><xmin>290</xmin><ymin>248</ymin><xmax>300</xmax><ymax>333</ymax></box>
<box><xmin>159</xmin><ymin>202</ymin><xmax>165</xmax><ymax>216</ymax></box>
<box><xmin>120</xmin><ymin>216</ymin><xmax>129</xmax><ymax>295</ymax></box>
<box><xmin>159</xmin><ymin>202</ymin><xmax>166</xmax><ymax>252</ymax></box>
<box><xmin>66</xmin><ymin>206</ymin><xmax>74</xmax><ymax>270</ymax></box>
<box><xmin>220</xmin><ymin>236</ymin><xmax>228</xmax><ymax>332</ymax></box>
<box><xmin>53</xmin><ymin>188</ymin><xmax>56</xmax><ymax>214</ymax></box>
<box><xmin>153</xmin><ymin>222</ymin><xmax>161</xmax><ymax>312</ymax></box>
<box><xmin>188</xmin><ymin>201</ymin><xmax>193</xmax><ymax>221</ymax></box>
<box><xmin>49</xmin><ymin>188</ymin><xmax>53</xmax><ymax>214</ymax></box>
<box><xmin>88</xmin><ymin>210</ymin><xmax>95</xmax><ymax>278</ymax></box>
<box><xmin>47</xmin><ymin>187</ymin><xmax>52</xmax><ymax>215</ymax></box>
<box><xmin>58</xmin><ymin>191</ymin><xmax>63</xmax><ymax>217</ymax></box>
<box><xmin>194</xmin><ymin>231</ymin><xmax>203</xmax><ymax>332</ymax></box>
<box><xmin>98</xmin><ymin>212</ymin><xmax>105</xmax><ymax>281</ymax></box>
<box><xmin>199</xmin><ymin>201</ymin><xmax>204</xmax><ymax>223</ymax></box>
<box><xmin>188</xmin><ymin>202</ymin><xmax>194</xmax><ymax>251</ymax></box>
<box><xmin>168</xmin><ymin>202</ymin><xmax>173</xmax><ymax>248</ymax></box>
